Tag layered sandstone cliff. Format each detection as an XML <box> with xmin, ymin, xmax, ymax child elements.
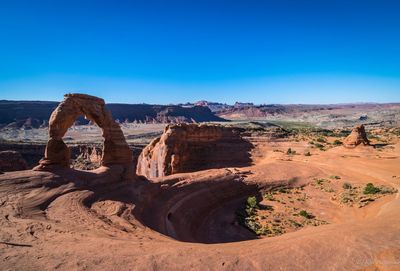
<box><xmin>136</xmin><ymin>123</ymin><xmax>253</xmax><ymax>178</ymax></box>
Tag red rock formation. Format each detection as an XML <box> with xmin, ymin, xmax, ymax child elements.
<box><xmin>0</xmin><ymin>150</ymin><xmax>28</xmax><ymax>172</ymax></box>
<box><xmin>34</xmin><ymin>94</ymin><xmax>133</xmax><ymax>178</ymax></box>
<box><xmin>343</xmin><ymin>124</ymin><xmax>370</xmax><ymax>148</ymax></box>
<box><xmin>77</xmin><ymin>145</ymin><xmax>102</xmax><ymax>165</ymax></box>
<box><xmin>136</xmin><ymin>123</ymin><xmax>252</xmax><ymax>178</ymax></box>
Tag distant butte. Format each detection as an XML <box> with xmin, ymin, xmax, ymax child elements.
<box><xmin>343</xmin><ymin>124</ymin><xmax>370</xmax><ymax>148</ymax></box>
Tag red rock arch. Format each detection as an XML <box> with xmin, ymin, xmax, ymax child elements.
<box><xmin>34</xmin><ymin>94</ymin><xmax>132</xmax><ymax>171</ymax></box>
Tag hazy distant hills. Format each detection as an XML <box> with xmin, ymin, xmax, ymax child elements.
<box><xmin>1</xmin><ymin>100</ymin><xmax>399</xmax><ymax>130</ymax></box>
<box><xmin>0</xmin><ymin>100</ymin><xmax>225</xmax><ymax>129</ymax></box>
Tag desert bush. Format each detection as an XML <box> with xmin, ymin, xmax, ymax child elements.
<box><xmin>342</xmin><ymin>182</ymin><xmax>352</xmax><ymax>189</ymax></box>
<box><xmin>340</xmin><ymin>192</ymin><xmax>353</xmax><ymax>204</ymax></box>
<box><xmin>330</xmin><ymin>175</ymin><xmax>341</xmax><ymax>180</ymax></box>
<box><xmin>304</xmin><ymin>151</ymin><xmax>311</xmax><ymax>156</ymax></box>
<box><xmin>263</xmin><ymin>193</ymin><xmax>275</xmax><ymax>201</ymax></box>
<box><xmin>314</xmin><ymin>143</ymin><xmax>324</xmax><ymax>149</ymax></box>
<box><xmin>316</xmin><ymin>137</ymin><xmax>326</xmax><ymax>143</ymax></box>
<box><xmin>286</xmin><ymin>148</ymin><xmax>296</xmax><ymax>155</ymax></box>
<box><xmin>244</xmin><ymin>217</ymin><xmax>262</xmax><ymax>234</ymax></box>
<box><xmin>315</xmin><ymin>178</ymin><xmax>326</xmax><ymax>185</ymax></box>
<box><xmin>256</xmin><ymin>226</ymin><xmax>270</xmax><ymax>235</ymax></box>
<box><xmin>299</xmin><ymin>210</ymin><xmax>314</xmax><ymax>219</ymax></box>
<box><xmin>245</xmin><ymin>196</ymin><xmax>259</xmax><ymax>216</ymax></box>
<box><xmin>289</xmin><ymin>219</ymin><xmax>302</xmax><ymax>228</ymax></box>
<box><xmin>379</xmin><ymin>186</ymin><xmax>397</xmax><ymax>194</ymax></box>
<box><xmin>363</xmin><ymin>183</ymin><xmax>381</xmax><ymax>194</ymax></box>
<box><xmin>333</xmin><ymin>139</ymin><xmax>343</xmax><ymax>146</ymax></box>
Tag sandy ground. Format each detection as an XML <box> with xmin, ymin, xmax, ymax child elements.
<box><xmin>0</xmin><ymin>137</ymin><xmax>400</xmax><ymax>270</ymax></box>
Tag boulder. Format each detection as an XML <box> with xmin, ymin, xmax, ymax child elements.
<box><xmin>137</xmin><ymin>123</ymin><xmax>253</xmax><ymax>178</ymax></box>
<box><xmin>343</xmin><ymin>124</ymin><xmax>370</xmax><ymax>148</ymax></box>
<box><xmin>34</xmin><ymin>94</ymin><xmax>134</xmax><ymax>179</ymax></box>
<box><xmin>0</xmin><ymin>150</ymin><xmax>28</xmax><ymax>172</ymax></box>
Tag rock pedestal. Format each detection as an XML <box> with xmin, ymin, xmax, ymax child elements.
<box><xmin>343</xmin><ymin>124</ymin><xmax>370</xmax><ymax>148</ymax></box>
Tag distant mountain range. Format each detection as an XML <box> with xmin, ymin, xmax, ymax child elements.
<box><xmin>1</xmin><ymin>100</ymin><xmax>399</xmax><ymax>129</ymax></box>
<box><xmin>0</xmin><ymin>100</ymin><xmax>225</xmax><ymax>129</ymax></box>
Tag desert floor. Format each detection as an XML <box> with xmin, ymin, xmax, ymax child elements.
<box><xmin>1</xmin><ymin>135</ymin><xmax>400</xmax><ymax>271</ymax></box>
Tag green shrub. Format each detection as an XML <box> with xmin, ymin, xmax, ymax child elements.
<box><xmin>299</xmin><ymin>210</ymin><xmax>314</xmax><ymax>219</ymax></box>
<box><xmin>314</xmin><ymin>143</ymin><xmax>324</xmax><ymax>149</ymax></box>
<box><xmin>245</xmin><ymin>196</ymin><xmax>259</xmax><ymax>216</ymax></box>
<box><xmin>316</xmin><ymin>137</ymin><xmax>326</xmax><ymax>143</ymax></box>
<box><xmin>245</xmin><ymin>217</ymin><xmax>262</xmax><ymax>234</ymax></box>
<box><xmin>333</xmin><ymin>139</ymin><xmax>343</xmax><ymax>146</ymax></box>
<box><xmin>363</xmin><ymin>183</ymin><xmax>381</xmax><ymax>194</ymax></box>
<box><xmin>330</xmin><ymin>175</ymin><xmax>341</xmax><ymax>180</ymax></box>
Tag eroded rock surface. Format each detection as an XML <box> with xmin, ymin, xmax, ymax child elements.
<box><xmin>343</xmin><ymin>124</ymin><xmax>370</xmax><ymax>148</ymax></box>
<box><xmin>0</xmin><ymin>150</ymin><xmax>28</xmax><ymax>172</ymax></box>
<box><xmin>34</xmin><ymin>94</ymin><xmax>133</xmax><ymax>177</ymax></box>
<box><xmin>137</xmin><ymin>123</ymin><xmax>253</xmax><ymax>178</ymax></box>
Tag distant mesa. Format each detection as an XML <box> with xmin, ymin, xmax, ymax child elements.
<box><xmin>343</xmin><ymin>124</ymin><xmax>370</xmax><ymax>148</ymax></box>
<box><xmin>0</xmin><ymin>100</ymin><xmax>226</xmax><ymax>129</ymax></box>
<box><xmin>136</xmin><ymin>123</ymin><xmax>253</xmax><ymax>178</ymax></box>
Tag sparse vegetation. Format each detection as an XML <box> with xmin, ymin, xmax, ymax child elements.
<box><xmin>245</xmin><ymin>196</ymin><xmax>259</xmax><ymax>216</ymax></box>
<box><xmin>363</xmin><ymin>183</ymin><xmax>381</xmax><ymax>195</ymax></box>
<box><xmin>264</xmin><ymin>193</ymin><xmax>275</xmax><ymax>201</ymax></box>
<box><xmin>330</xmin><ymin>175</ymin><xmax>341</xmax><ymax>180</ymax></box>
<box><xmin>286</xmin><ymin>148</ymin><xmax>296</xmax><ymax>155</ymax></box>
<box><xmin>338</xmin><ymin>182</ymin><xmax>397</xmax><ymax>207</ymax></box>
<box><xmin>342</xmin><ymin>182</ymin><xmax>352</xmax><ymax>189</ymax></box>
<box><xmin>304</xmin><ymin>151</ymin><xmax>311</xmax><ymax>156</ymax></box>
<box><xmin>315</xmin><ymin>178</ymin><xmax>326</xmax><ymax>185</ymax></box>
<box><xmin>316</xmin><ymin>137</ymin><xmax>326</xmax><ymax>143</ymax></box>
<box><xmin>333</xmin><ymin>139</ymin><xmax>343</xmax><ymax>146</ymax></box>
<box><xmin>240</xmin><ymin>186</ymin><xmax>329</xmax><ymax>237</ymax></box>
<box><xmin>314</xmin><ymin>143</ymin><xmax>324</xmax><ymax>150</ymax></box>
<box><xmin>299</xmin><ymin>210</ymin><xmax>314</xmax><ymax>219</ymax></box>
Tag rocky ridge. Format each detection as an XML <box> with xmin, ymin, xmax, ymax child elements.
<box><xmin>136</xmin><ymin>123</ymin><xmax>253</xmax><ymax>178</ymax></box>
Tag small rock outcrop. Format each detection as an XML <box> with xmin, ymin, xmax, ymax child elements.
<box><xmin>34</xmin><ymin>94</ymin><xmax>133</xmax><ymax>177</ymax></box>
<box><xmin>0</xmin><ymin>150</ymin><xmax>28</xmax><ymax>172</ymax></box>
<box><xmin>343</xmin><ymin>125</ymin><xmax>370</xmax><ymax>148</ymax></box>
<box><xmin>137</xmin><ymin>123</ymin><xmax>253</xmax><ymax>178</ymax></box>
<box><xmin>78</xmin><ymin>145</ymin><xmax>102</xmax><ymax>164</ymax></box>
<box><xmin>71</xmin><ymin>145</ymin><xmax>102</xmax><ymax>170</ymax></box>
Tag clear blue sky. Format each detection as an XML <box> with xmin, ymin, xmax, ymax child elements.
<box><xmin>1</xmin><ymin>0</ymin><xmax>400</xmax><ymax>104</ymax></box>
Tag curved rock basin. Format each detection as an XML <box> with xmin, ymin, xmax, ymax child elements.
<box><xmin>134</xmin><ymin>172</ymin><xmax>261</xmax><ymax>243</ymax></box>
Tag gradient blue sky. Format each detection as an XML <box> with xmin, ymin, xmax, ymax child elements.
<box><xmin>1</xmin><ymin>0</ymin><xmax>400</xmax><ymax>104</ymax></box>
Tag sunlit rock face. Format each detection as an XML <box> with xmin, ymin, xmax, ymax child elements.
<box><xmin>343</xmin><ymin>124</ymin><xmax>370</xmax><ymax>148</ymax></box>
<box><xmin>137</xmin><ymin>123</ymin><xmax>253</xmax><ymax>178</ymax></box>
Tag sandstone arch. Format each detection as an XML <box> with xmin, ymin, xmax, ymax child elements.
<box><xmin>34</xmin><ymin>94</ymin><xmax>133</xmax><ymax>172</ymax></box>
